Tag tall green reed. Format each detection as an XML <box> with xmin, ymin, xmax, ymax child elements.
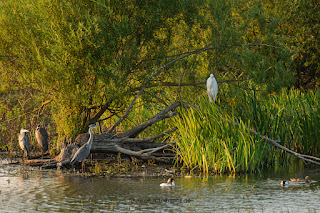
<box><xmin>174</xmin><ymin>96</ymin><xmax>269</xmax><ymax>174</ymax></box>
<box><xmin>174</xmin><ymin>85</ymin><xmax>320</xmax><ymax>174</ymax></box>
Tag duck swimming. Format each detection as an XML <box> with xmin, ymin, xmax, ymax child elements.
<box><xmin>305</xmin><ymin>176</ymin><xmax>311</xmax><ymax>183</ymax></box>
<box><xmin>290</xmin><ymin>176</ymin><xmax>310</xmax><ymax>183</ymax></box>
<box><xmin>280</xmin><ymin>180</ymin><xmax>288</xmax><ymax>185</ymax></box>
<box><xmin>160</xmin><ymin>178</ymin><xmax>175</xmax><ymax>187</ymax></box>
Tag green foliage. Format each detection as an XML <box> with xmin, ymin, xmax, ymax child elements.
<box><xmin>1</xmin><ymin>0</ymin><xmax>318</xmax><ymax>160</ymax></box>
<box><xmin>174</xmin><ymin>96</ymin><xmax>270</xmax><ymax>174</ymax></box>
<box><xmin>231</xmin><ymin>86</ymin><xmax>320</xmax><ymax>156</ymax></box>
<box><xmin>175</xmin><ymin>85</ymin><xmax>320</xmax><ymax>173</ymax></box>
<box><xmin>277</xmin><ymin>0</ymin><xmax>320</xmax><ymax>89</ymax></box>
<box><xmin>0</xmin><ymin>0</ymin><xmax>205</xmax><ymax>140</ymax></box>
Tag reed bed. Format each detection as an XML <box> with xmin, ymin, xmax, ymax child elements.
<box><xmin>174</xmin><ymin>87</ymin><xmax>320</xmax><ymax>174</ymax></box>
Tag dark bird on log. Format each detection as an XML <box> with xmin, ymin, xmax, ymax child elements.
<box><xmin>19</xmin><ymin>128</ymin><xmax>30</xmax><ymax>158</ymax></box>
<box><xmin>35</xmin><ymin>125</ymin><xmax>49</xmax><ymax>154</ymax></box>
<box><xmin>70</xmin><ymin>124</ymin><xmax>99</xmax><ymax>164</ymax></box>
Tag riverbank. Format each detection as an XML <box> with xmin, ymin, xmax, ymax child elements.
<box><xmin>0</xmin><ymin>152</ymin><xmax>184</xmax><ymax>178</ymax></box>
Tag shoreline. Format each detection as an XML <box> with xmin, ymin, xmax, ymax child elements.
<box><xmin>0</xmin><ymin>153</ymin><xmax>183</xmax><ymax>178</ymax></box>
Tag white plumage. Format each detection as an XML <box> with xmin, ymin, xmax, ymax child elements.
<box><xmin>206</xmin><ymin>73</ymin><xmax>218</xmax><ymax>103</ymax></box>
<box><xmin>160</xmin><ymin>178</ymin><xmax>175</xmax><ymax>187</ymax></box>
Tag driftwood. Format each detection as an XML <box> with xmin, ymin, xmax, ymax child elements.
<box><xmin>22</xmin><ymin>158</ymin><xmax>55</xmax><ymax>166</ymax></box>
<box><xmin>21</xmin><ymin>102</ymin><xmax>181</xmax><ymax>168</ymax></box>
<box><xmin>36</xmin><ymin>101</ymin><xmax>181</xmax><ymax>169</ymax></box>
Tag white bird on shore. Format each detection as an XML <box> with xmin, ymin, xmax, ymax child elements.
<box><xmin>206</xmin><ymin>73</ymin><xmax>218</xmax><ymax>103</ymax></box>
<box><xmin>160</xmin><ymin>178</ymin><xmax>175</xmax><ymax>187</ymax></box>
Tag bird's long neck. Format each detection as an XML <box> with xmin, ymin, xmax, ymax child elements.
<box><xmin>88</xmin><ymin>127</ymin><xmax>94</xmax><ymax>150</ymax></box>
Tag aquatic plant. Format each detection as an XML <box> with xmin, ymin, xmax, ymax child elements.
<box><xmin>174</xmin><ymin>86</ymin><xmax>320</xmax><ymax>173</ymax></box>
<box><xmin>174</xmin><ymin>97</ymin><xmax>267</xmax><ymax>173</ymax></box>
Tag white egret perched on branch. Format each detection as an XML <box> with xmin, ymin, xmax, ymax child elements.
<box><xmin>206</xmin><ymin>73</ymin><xmax>218</xmax><ymax>103</ymax></box>
<box><xmin>19</xmin><ymin>128</ymin><xmax>30</xmax><ymax>158</ymax></box>
<box><xmin>70</xmin><ymin>124</ymin><xmax>99</xmax><ymax>164</ymax></box>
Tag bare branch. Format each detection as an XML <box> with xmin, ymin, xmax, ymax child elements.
<box><xmin>228</xmin><ymin>119</ymin><xmax>320</xmax><ymax>166</ymax></box>
<box><xmin>1</xmin><ymin>99</ymin><xmax>53</xmax><ymax>123</ymax></box>
<box><xmin>1</xmin><ymin>57</ymin><xmax>19</xmax><ymax>69</ymax></box>
<box><xmin>0</xmin><ymin>55</ymin><xmax>19</xmax><ymax>57</ymax></box>
<box><xmin>108</xmin><ymin>42</ymin><xmax>292</xmax><ymax>134</ymax></box>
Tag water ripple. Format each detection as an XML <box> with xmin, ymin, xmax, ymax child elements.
<box><xmin>1</xmin><ymin>165</ymin><xmax>320</xmax><ymax>212</ymax></box>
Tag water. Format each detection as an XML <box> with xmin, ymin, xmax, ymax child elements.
<box><xmin>1</xmin><ymin>160</ymin><xmax>320</xmax><ymax>212</ymax></box>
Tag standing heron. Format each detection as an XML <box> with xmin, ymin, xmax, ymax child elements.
<box><xmin>206</xmin><ymin>73</ymin><xmax>218</xmax><ymax>103</ymax></box>
<box><xmin>35</xmin><ymin>125</ymin><xmax>49</xmax><ymax>154</ymax></box>
<box><xmin>19</xmin><ymin>128</ymin><xmax>30</xmax><ymax>158</ymax></box>
<box><xmin>70</xmin><ymin>124</ymin><xmax>99</xmax><ymax>165</ymax></box>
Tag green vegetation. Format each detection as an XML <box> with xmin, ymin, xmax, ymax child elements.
<box><xmin>174</xmin><ymin>87</ymin><xmax>320</xmax><ymax>173</ymax></box>
<box><xmin>1</xmin><ymin>0</ymin><xmax>319</xmax><ymax>173</ymax></box>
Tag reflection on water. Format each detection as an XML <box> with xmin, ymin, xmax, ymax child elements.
<box><xmin>1</xmin><ymin>161</ymin><xmax>320</xmax><ymax>212</ymax></box>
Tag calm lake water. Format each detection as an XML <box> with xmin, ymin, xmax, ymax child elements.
<box><xmin>1</xmin><ymin>159</ymin><xmax>320</xmax><ymax>212</ymax></box>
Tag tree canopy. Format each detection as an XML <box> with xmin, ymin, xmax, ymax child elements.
<box><xmin>1</xmin><ymin>0</ymin><xmax>318</xmax><ymax>147</ymax></box>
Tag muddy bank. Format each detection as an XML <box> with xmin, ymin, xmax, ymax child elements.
<box><xmin>0</xmin><ymin>152</ymin><xmax>184</xmax><ymax>178</ymax></box>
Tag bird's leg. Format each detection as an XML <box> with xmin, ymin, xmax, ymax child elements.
<box><xmin>81</xmin><ymin>161</ymin><xmax>86</xmax><ymax>173</ymax></box>
<box><xmin>90</xmin><ymin>154</ymin><xmax>93</xmax><ymax>166</ymax></box>
<box><xmin>21</xmin><ymin>150</ymin><xmax>27</xmax><ymax>160</ymax></box>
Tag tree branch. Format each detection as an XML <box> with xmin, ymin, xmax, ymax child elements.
<box><xmin>108</xmin><ymin>42</ymin><xmax>292</xmax><ymax>134</ymax></box>
<box><xmin>125</xmin><ymin>127</ymin><xmax>178</xmax><ymax>143</ymax></box>
<box><xmin>1</xmin><ymin>99</ymin><xmax>53</xmax><ymax>123</ymax></box>
<box><xmin>1</xmin><ymin>57</ymin><xmax>19</xmax><ymax>69</ymax></box>
<box><xmin>228</xmin><ymin>119</ymin><xmax>320</xmax><ymax>166</ymax></box>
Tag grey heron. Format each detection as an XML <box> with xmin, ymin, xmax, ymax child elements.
<box><xmin>206</xmin><ymin>73</ymin><xmax>218</xmax><ymax>103</ymax></box>
<box><xmin>70</xmin><ymin>124</ymin><xmax>99</xmax><ymax>165</ymax></box>
<box><xmin>18</xmin><ymin>128</ymin><xmax>30</xmax><ymax>158</ymax></box>
<box><xmin>35</xmin><ymin>125</ymin><xmax>49</xmax><ymax>154</ymax></box>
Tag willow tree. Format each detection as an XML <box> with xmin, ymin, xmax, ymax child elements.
<box><xmin>276</xmin><ymin>0</ymin><xmax>320</xmax><ymax>89</ymax></box>
<box><xmin>1</xmin><ymin>0</ymin><xmax>296</xmax><ymax>149</ymax></box>
<box><xmin>0</xmin><ymin>0</ymin><xmax>206</xmax><ymax>138</ymax></box>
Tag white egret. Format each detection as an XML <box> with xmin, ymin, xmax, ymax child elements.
<box><xmin>206</xmin><ymin>73</ymin><xmax>218</xmax><ymax>103</ymax></box>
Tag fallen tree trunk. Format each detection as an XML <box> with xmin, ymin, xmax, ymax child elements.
<box><xmin>41</xmin><ymin>101</ymin><xmax>181</xmax><ymax>169</ymax></box>
<box><xmin>227</xmin><ymin>119</ymin><xmax>320</xmax><ymax>166</ymax></box>
<box><xmin>23</xmin><ymin>102</ymin><xmax>181</xmax><ymax>168</ymax></box>
<box><xmin>23</xmin><ymin>158</ymin><xmax>55</xmax><ymax>166</ymax></box>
